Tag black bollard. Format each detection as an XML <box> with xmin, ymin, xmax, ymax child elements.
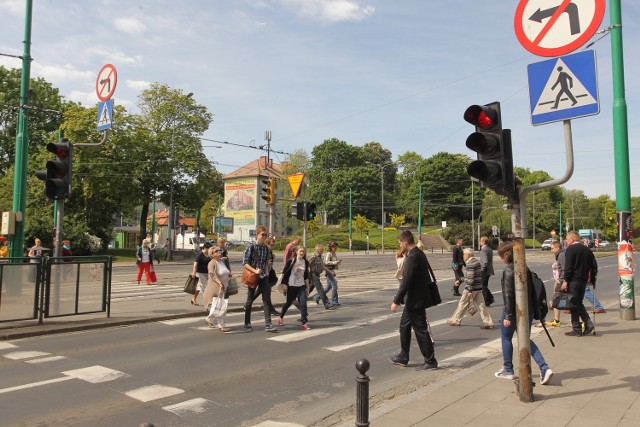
<box><xmin>355</xmin><ymin>358</ymin><xmax>370</xmax><ymax>427</ymax></box>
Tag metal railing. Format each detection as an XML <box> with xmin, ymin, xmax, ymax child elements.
<box><xmin>0</xmin><ymin>256</ymin><xmax>112</xmax><ymax>324</ymax></box>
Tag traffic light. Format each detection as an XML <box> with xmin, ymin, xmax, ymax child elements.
<box><xmin>292</xmin><ymin>202</ymin><xmax>305</xmax><ymax>220</ymax></box>
<box><xmin>261</xmin><ymin>177</ymin><xmax>275</xmax><ymax>205</ymax></box>
<box><xmin>463</xmin><ymin>102</ymin><xmax>517</xmax><ymax>202</ymax></box>
<box><xmin>35</xmin><ymin>139</ymin><xmax>73</xmax><ymax>200</ymax></box>
<box><xmin>306</xmin><ymin>202</ymin><xmax>317</xmax><ymax>221</ymax></box>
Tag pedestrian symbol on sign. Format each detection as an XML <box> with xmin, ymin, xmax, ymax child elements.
<box><xmin>96</xmin><ymin>99</ymin><xmax>113</xmax><ymax>131</ymax></box>
<box><xmin>550</xmin><ymin>67</ymin><xmax>578</xmax><ymax>109</ymax></box>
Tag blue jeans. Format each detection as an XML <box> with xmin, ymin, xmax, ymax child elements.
<box><xmin>500</xmin><ymin>308</ymin><xmax>549</xmax><ymax>374</ymax></box>
<box><xmin>310</xmin><ymin>272</ymin><xmax>329</xmax><ymax>306</ymax></box>
<box><xmin>584</xmin><ymin>285</ymin><xmax>604</xmax><ymax>310</ymax></box>
<box><xmin>324</xmin><ymin>272</ymin><xmax>338</xmax><ymax>304</ymax></box>
<box><xmin>280</xmin><ymin>286</ymin><xmax>308</xmax><ymax>324</ymax></box>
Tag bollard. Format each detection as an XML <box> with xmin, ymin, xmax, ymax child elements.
<box><xmin>355</xmin><ymin>358</ymin><xmax>370</xmax><ymax>427</ymax></box>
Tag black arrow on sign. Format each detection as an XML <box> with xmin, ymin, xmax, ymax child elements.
<box><xmin>529</xmin><ymin>2</ymin><xmax>580</xmax><ymax>35</ymax></box>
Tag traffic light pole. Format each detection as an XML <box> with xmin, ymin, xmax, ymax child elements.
<box><xmin>302</xmin><ymin>202</ymin><xmax>307</xmax><ymax>248</ymax></box>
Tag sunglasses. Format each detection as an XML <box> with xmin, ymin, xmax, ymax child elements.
<box><xmin>260</xmin><ymin>233</ymin><xmax>268</xmax><ymax>237</ymax></box>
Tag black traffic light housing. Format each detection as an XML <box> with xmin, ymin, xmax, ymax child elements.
<box><xmin>292</xmin><ymin>202</ymin><xmax>305</xmax><ymax>221</ymax></box>
<box><xmin>35</xmin><ymin>138</ymin><xmax>73</xmax><ymax>200</ymax></box>
<box><xmin>261</xmin><ymin>177</ymin><xmax>275</xmax><ymax>205</ymax></box>
<box><xmin>306</xmin><ymin>202</ymin><xmax>317</xmax><ymax>221</ymax></box>
<box><xmin>464</xmin><ymin>102</ymin><xmax>517</xmax><ymax>202</ymax></box>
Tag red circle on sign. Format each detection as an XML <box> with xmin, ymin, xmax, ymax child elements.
<box><xmin>514</xmin><ymin>0</ymin><xmax>605</xmax><ymax>57</ymax></box>
<box><xmin>95</xmin><ymin>64</ymin><xmax>118</xmax><ymax>101</ymax></box>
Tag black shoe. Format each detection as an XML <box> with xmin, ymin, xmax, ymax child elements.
<box><xmin>565</xmin><ymin>329</ymin><xmax>582</xmax><ymax>336</ymax></box>
<box><xmin>388</xmin><ymin>355</ymin><xmax>408</xmax><ymax>367</ymax></box>
<box><xmin>244</xmin><ymin>323</ymin><xmax>253</xmax><ymax>330</ymax></box>
<box><xmin>265</xmin><ymin>324</ymin><xmax>278</xmax><ymax>333</ymax></box>
<box><xmin>325</xmin><ymin>304</ymin><xmax>336</xmax><ymax>310</ymax></box>
<box><xmin>415</xmin><ymin>362</ymin><xmax>438</xmax><ymax>371</ymax></box>
<box><xmin>452</xmin><ymin>289</ymin><xmax>461</xmax><ymax>297</ymax></box>
<box><xmin>583</xmin><ymin>324</ymin><xmax>595</xmax><ymax>335</ymax></box>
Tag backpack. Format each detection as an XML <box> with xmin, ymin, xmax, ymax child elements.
<box><xmin>528</xmin><ymin>268</ymin><xmax>549</xmax><ymax>321</ymax></box>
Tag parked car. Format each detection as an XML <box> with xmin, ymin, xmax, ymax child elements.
<box><xmin>541</xmin><ymin>239</ymin><xmax>553</xmax><ymax>251</ymax></box>
<box><xmin>599</xmin><ymin>240</ymin><xmax>610</xmax><ymax>247</ymax></box>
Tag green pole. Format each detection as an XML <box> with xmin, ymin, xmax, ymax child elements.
<box><xmin>151</xmin><ymin>192</ymin><xmax>156</xmax><ymax>242</ymax></box>
<box><xmin>417</xmin><ymin>186</ymin><xmax>422</xmax><ymax>240</ymax></box>
<box><xmin>559</xmin><ymin>201</ymin><xmax>562</xmax><ymax>241</ymax></box>
<box><xmin>610</xmin><ymin>0</ymin><xmax>635</xmax><ymax>320</ymax></box>
<box><xmin>348</xmin><ymin>187</ymin><xmax>352</xmax><ymax>250</ymax></box>
<box><xmin>9</xmin><ymin>0</ymin><xmax>33</xmax><ymax>258</ymax></box>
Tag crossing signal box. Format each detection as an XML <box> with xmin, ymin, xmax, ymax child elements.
<box><xmin>292</xmin><ymin>202</ymin><xmax>305</xmax><ymax>221</ymax></box>
<box><xmin>464</xmin><ymin>102</ymin><xmax>517</xmax><ymax>202</ymax></box>
<box><xmin>261</xmin><ymin>177</ymin><xmax>275</xmax><ymax>205</ymax></box>
<box><xmin>35</xmin><ymin>139</ymin><xmax>73</xmax><ymax>200</ymax></box>
<box><xmin>306</xmin><ymin>202</ymin><xmax>317</xmax><ymax>221</ymax></box>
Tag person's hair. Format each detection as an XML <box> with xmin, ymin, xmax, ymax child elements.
<box><xmin>256</xmin><ymin>225</ymin><xmax>268</xmax><ymax>235</ymax></box>
<box><xmin>217</xmin><ymin>237</ymin><xmax>226</xmax><ymax>245</ymax></box>
<box><xmin>142</xmin><ymin>239</ymin><xmax>149</xmax><ymax>244</ymax></box>
<box><xmin>567</xmin><ymin>230</ymin><xmax>580</xmax><ymax>241</ymax></box>
<box><xmin>210</xmin><ymin>246</ymin><xmax>221</xmax><ymax>255</ymax></box>
<box><xmin>456</xmin><ymin>237</ymin><xmax>463</xmax><ymax>243</ymax></box>
<box><xmin>480</xmin><ymin>236</ymin><xmax>489</xmax><ymax>245</ymax></box>
<box><xmin>35</xmin><ymin>238</ymin><xmax>41</xmax><ymax>244</ymax></box>
<box><xmin>265</xmin><ymin>237</ymin><xmax>275</xmax><ymax>246</ymax></box>
<box><xmin>328</xmin><ymin>241</ymin><xmax>338</xmax><ymax>249</ymax></box>
<box><xmin>315</xmin><ymin>244</ymin><xmax>323</xmax><ymax>252</ymax></box>
<box><xmin>497</xmin><ymin>241</ymin><xmax>514</xmax><ymax>263</ymax></box>
<box><xmin>396</xmin><ymin>248</ymin><xmax>406</xmax><ymax>258</ymax></box>
<box><xmin>292</xmin><ymin>236</ymin><xmax>301</xmax><ymax>242</ymax></box>
<box><xmin>551</xmin><ymin>240</ymin><xmax>563</xmax><ymax>249</ymax></box>
<box><xmin>397</xmin><ymin>230</ymin><xmax>415</xmax><ymax>244</ymax></box>
<box><xmin>463</xmin><ymin>247</ymin><xmax>474</xmax><ymax>256</ymax></box>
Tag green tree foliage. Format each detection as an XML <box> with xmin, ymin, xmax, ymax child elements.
<box><xmin>352</xmin><ymin>214</ymin><xmax>375</xmax><ymax>237</ymax></box>
<box><xmin>389</xmin><ymin>213</ymin><xmax>406</xmax><ymax>228</ymax></box>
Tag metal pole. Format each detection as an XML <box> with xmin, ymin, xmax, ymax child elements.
<box><xmin>513</xmin><ymin>237</ymin><xmax>533</xmax><ymax>402</ymax></box>
<box><xmin>610</xmin><ymin>0</ymin><xmax>635</xmax><ymax>320</ymax></box>
<box><xmin>151</xmin><ymin>192</ymin><xmax>156</xmax><ymax>242</ymax></box>
<box><xmin>471</xmin><ymin>179</ymin><xmax>475</xmax><ymax>250</ymax></box>
<box><xmin>532</xmin><ymin>191</ymin><xmax>536</xmax><ymax>249</ymax></box>
<box><xmin>9</xmin><ymin>0</ymin><xmax>33</xmax><ymax>258</ymax></box>
<box><xmin>380</xmin><ymin>167</ymin><xmax>384</xmax><ymax>254</ymax></box>
<box><xmin>355</xmin><ymin>358</ymin><xmax>370</xmax><ymax>427</ymax></box>
<box><xmin>303</xmin><ymin>202</ymin><xmax>307</xmax><ymax>248</ymax></box>
<box><xmin>417</xmin><ymin>186</ymin><xmax>422</xmax><ymax>241</ymax></box>
<box><xmin>559</xmin><ymin>201</ymin><xmax>563</xmax><ymax>243</ymax></box>
<box><xmin>349</xmin><ymin>187</ymin><xmax>352</xmax><ymax>251</ymax></box>
<box><xmin>167</xmin><ymin>127</ymin><xmax>175</xmax><ymax>261</ymax></box>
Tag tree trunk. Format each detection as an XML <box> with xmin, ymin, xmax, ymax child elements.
<box><xmin>138</xmin><ymin>201</ymin><xmax>150</xmax><ymax>245</ymax></box>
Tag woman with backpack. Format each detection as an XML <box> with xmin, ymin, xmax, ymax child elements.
<box><xmin>277</xmin><ymin>245</ymin><xmax>311</xmax><ymax>330</ymax></box>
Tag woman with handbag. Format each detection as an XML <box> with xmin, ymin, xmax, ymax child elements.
<box><xmin>190</xmin><ymin>241</ymin><xmax>212</xmax><ymax>306</ymax></box>
<box><xmin>277</xmin><ymin>245</ymin><xmax>311</xmax><ymax>330</ymax></box>
<box><xmin>136</xmin><ymin>239</ymin><xmax>155</xmax><ymax>285</ymax></box>
<box><xmin>203</xmin><ymin>246</ymin><xmax>232</xmax><ymax>333</ymax></box>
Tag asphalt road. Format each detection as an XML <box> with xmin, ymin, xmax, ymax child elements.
<box><xmin>0</xmin><ymin>253</ymin><xmax>620</xmax><ymax>427</ymax></box>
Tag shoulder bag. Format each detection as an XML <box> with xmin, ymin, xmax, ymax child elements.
<box><xmin>226</xmin><ymin>277</ymin><xmax>239</xmax><ymax>296</ymax></box>
<box><xmin>183</xmin><ymin>275</ymin><xmax>198</xmax><ymax>295</ymax></box>
<box><xmin>551</xmin><ymin>292</ymin><xmax>576</xmax><ymax>310</ymax></box>
<box><xmin>242</xmin><ymin>244</ymin><xmax>259</xmax><ymax>288</ymax></box>
<box><xmin>425</xmin><ymin>258</ymin><xmax>442</xmax><ymax>308</ymax></box>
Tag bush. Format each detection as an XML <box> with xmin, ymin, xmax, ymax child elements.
<box><xmin>441</xmin><ymin>222</ymin><xmax>473</xmax><ymax>246</ymax></box>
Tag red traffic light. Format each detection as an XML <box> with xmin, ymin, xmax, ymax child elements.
<box><xmin>46</xmin><ymin>142</ymin><xmax>71</xmax><ymax>159</ymax></box>
<box><xmin>463</xmin><ymin>103</ymin><xmax>501</xmax><ymax>132</ymax></box>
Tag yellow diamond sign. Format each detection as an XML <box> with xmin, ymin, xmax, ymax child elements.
<box><xmin>288</xmin><ymin>173</ymin><xmax>305</xmax><ymax>199</ymax></box>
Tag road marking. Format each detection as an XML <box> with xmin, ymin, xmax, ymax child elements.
<box><xmin>62</xmin><ymin>365</ymin><xmax>129</xmax><ymax>383</ymax></box>
<box><xmin>440</xmin><ymin>338</ymin><xmax>502</xmax><ymax>366</ymax></box>
<box><xmin>250</xmin><ymin>422</ymin><xmax>306</xmax><ymax>427</ymax></box>
<box><xmin>125</xmin><ymin>384</ymin><xmax>184</xmax><ymax>402</ymax></box>
<box><xmin>0</xmin><ymin>376</ymin><xmax>73</xmax><ymax>395</ymax></box>
<box><xmin>0</xmin><ymin>342</ymin><xmax>17</xmax><ymax>350</ymax></box>
<box><xmin>26</xmin><ymin>356</ymin><xmax>67</xmax><ymax>364</ymax></box>
<box><xmin>163</xmin><ymin>397</ymin><xmax>214</xmax><ymax>415</ymax></box>
<box><xmin>4</xmin><ymin>351</ymin><xmax>50</xmax><ymax>360</ymax></box>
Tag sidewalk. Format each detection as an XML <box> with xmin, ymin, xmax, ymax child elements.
<box><xmin>364</xmin><ymin>308</ymin><xmax>640</xmax><ymax>427</ymax></box>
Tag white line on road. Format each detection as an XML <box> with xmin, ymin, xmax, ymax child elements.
<box><xmin>26</xmin><ymin>356</ymin><xmax>67</xmax><ymax>364</ymax></box>
<box><xmin>163</xmin><ymin>398</ymin><xmax>215</xmax><ymax>415</ymax></box>
<box><xmin>125</xmin><ymin>384</ymin><xmax>184</xmax><ymax>402</ymax></box>
<box><xmin>3</xmin><ymin>351</ymin><xmax>50</xmax><ymax>360</ymax></box>
<box><xmin>0</xmin><ymin>342</ymin><xmax>17</xmax><ymax>350</ymax></box>
<box><xmin>0</xmin><ymin>376</ymin><xmax>73</xmax><ymax>395</ymax></box>
<box><xmin>62</xmin><ymin>365</ymin><xmax>130</xmax><ymax>383</ymax></box>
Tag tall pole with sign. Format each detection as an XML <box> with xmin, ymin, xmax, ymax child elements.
<box><xmin>610</xmin><ymin>0</ymin><xmax>635</xmax><ymax>320</ymax></box>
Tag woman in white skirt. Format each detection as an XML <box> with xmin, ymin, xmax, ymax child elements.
<box><xmin>190</xmin><ymin>241</ymin><xmax>212</xmax><ymax>306</ymax></box>
<box><xmin>203</xmin><ymin>246</ymin><xmax>232</xmax><ymax>332</ymax></box>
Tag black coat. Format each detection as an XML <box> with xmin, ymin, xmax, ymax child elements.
<box><xmin>394</xmin><ymin>247</ymin><xmax>434</xmax><ymax>309</ymax></box>
<box><xmin>564</xmin><ymin>242</ymin><xmax>598</xmax><ymax>285</ymax></box>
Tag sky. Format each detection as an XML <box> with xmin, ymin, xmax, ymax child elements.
<box><xmin>1</xmin><ymin>0</ymin><xmax>639</xmax><ymax>199</ymax></box>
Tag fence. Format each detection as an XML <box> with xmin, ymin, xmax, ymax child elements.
<box><xmin>0</xmin><ymin>256</ymin><xmax>112</xmax><ymax>324</ymax></box>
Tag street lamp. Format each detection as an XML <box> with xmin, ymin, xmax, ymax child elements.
<box><xmin>368</xmin><ymin>162</ymin><xmax>395</xmax><ymax>254</ymax></box>
<box><xmin>167</xmin><ymin>92</ymin><xmax>193</xmax><ymax>261</ymax></box>
<box><xmin>477</xmin><ymin>204</ymin><xmax>509</xmax><ymax>250</ymax></box>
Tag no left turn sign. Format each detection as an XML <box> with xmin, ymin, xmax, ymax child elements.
<box><xmin>96</xmin><ymin>64</ymin><xmax>118</xmax><ymax>101</ymax></box>
<box><xmin>514</xmin><ymin>0</ymin><xmax>605</xmax><ymax>57</ymax></box>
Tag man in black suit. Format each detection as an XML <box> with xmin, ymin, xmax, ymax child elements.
<box><xmin>562</xmin><ymin>231</ymin><xmax>597</xmax><ymax>336</ymax></box>
<box><xmin>389</xmin><ymin>230</ymin><xmax>438</xmax><ymax>371</ymax></box>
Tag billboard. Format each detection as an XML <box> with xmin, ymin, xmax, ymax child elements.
<box><xmin>213</xmin><ymin>217</ymin><xmax>234</xmax><ymax>234</ymax></box>
<box><xmin>224</xmin><ymin>178</ymin><xmax>256</xmax><ymax>227</ymax></box>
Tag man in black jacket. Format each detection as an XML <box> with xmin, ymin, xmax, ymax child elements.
<box><xmin>451</xmin><ymin>238</ymin><xmax>464</xmax><ymax>296</ymax></box>
<box><xmin>389</xmin><ymin>230</ymin><xmax>438</xmax><ymax>371</ymax></box>
<box><xmin>562</xmin><ymin>231</ymin><xmax>597</xmax><ymax>336</ymax></box>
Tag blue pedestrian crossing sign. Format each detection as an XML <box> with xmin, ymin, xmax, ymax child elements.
<box><xmin>527</xmin><ymin>49</ymin><xmax>599</xmax><ymax>126</ymax></box>
<box><xmin>97</xmin><ymin>99</ymin><xmax>113</xmax><ymax>130</ymax></box>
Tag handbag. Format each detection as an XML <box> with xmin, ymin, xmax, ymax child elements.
<box><xmin>268</xmin><ymin>268</ymin><xmax>278</xmax><ymax>287</ymax></box>
<box><xmin>552</xmin><ymin>292</ymin><xmax>576</xmax><ymax>310</ymax></box>
<box><xmin>425</xmin><ymin>260</ymin><xmax>442</xmax><ymax>308</ymax></box>
<box><xmin>226</xmin><ymin>277</ymin><xmax>239</xmax><ymax>296</ymax></box>
<box><xmin>242</xmin><ymin>244</ymin><xmax>259</xmax><ymax>288</ymax></box>
<box><xmin>183</xmin><ymin>275</ymin><xmax>198</xmax><ymax>295</ymax></box>
<box><xmin>149</xmin><ymin>270</ymin><xmax>157</xmax><ymax>283</ymax></box>
<box><xmin>210</xmin><ymin>296</ymin><xmax>228</xmax><ymax>318</ymax></box>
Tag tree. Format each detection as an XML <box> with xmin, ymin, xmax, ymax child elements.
<box><xmin>352</xmin><ymin>214</ymin><xmax>375</xmax><ymax>236</ymax></box>
<box><xmin>134</xmin><ymin>83</ymin><xmax>214</xmax><ymax>244</ymax></box>
<box><xmin>389</xmin><ymin>213</ymin><xmax>406</xmax><ymax>228</ymax></box>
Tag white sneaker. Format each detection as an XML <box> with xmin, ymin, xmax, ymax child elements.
<box><xmin>540</xmin><ymin>368</ymin><xmax>554</xmax><ymax>385</ymax></box>
<box><xmin>494</xmin><ymin>369</ymin><xmax>514</xmax><ymax>380</ymax></box>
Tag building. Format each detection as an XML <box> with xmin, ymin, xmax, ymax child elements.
<box><xmin>222</xmin><ymin>156</ymin><xmax>287</xmax><ymax>240</ymax></box>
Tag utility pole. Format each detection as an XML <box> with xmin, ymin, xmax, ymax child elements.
<box><xmin>610</xmin><ymin>0</ymin><xmax>636</xmax><ymax>320</ymax></box>
<box><xmin>9</xmin><ymin>0</ymin><xmax>33</xmax><ymax>258</ymax></box>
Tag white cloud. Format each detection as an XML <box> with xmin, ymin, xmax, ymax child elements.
<box><xmin>31</xmin><ymin>62</ymin><xmax>93</xmax><ymax>83</ymax></box>
<box><xmin>1</xmin><ymin>0</ymin><xmax>23</xmax><ymax>14</ymax></box>
<box><xmin>278</xmin><ymin>0</ymin><xmax>375</xmax><ymax>22</ymax></box>
<box><xmin>66</xmin><ymin>90</ymin><xmax>97</xmax><ymax>106</ymax></box>
<box><xmin>114</xmin><ymin>17</ymin><xmax>147</xmax><ymax>35</ymax></box>
<box><xmin>126</xmin><ymin>79</ymin><xmax>150</xmax><ymax>90</ymax></box>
